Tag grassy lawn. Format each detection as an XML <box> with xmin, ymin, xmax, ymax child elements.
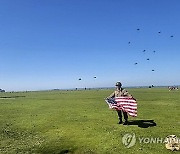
<box><xmin>0</xmin><ymin>88</ymin><xmax>179</xmax><ymax>153</ymax></box>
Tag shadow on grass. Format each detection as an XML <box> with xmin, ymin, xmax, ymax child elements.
<box><xmin>0</xmin><ymin>96</ymin><xmax>26</xmax><ymax>99</ymax></box>
<box><xmin>37</xmin><ymin>148</ymin><xmax>76</xmax><ymax>154</ymax></box>
<box><xmin>128</xmin><ymin>120</ymin><xmax>157</xmax><ymax>128</ymax></box>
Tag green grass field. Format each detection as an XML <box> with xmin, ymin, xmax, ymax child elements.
<box><xmin>0</xmin><ymin>88</ymin><xmax>180</xmax><ymax>154</ymax></box>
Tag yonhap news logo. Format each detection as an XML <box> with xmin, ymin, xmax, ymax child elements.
<box><xmin>122</xmin><ymin>133</ymin><xmax>180</xmax><ymax>149</ymax></box>
<box><xmin>122</xmin><ymin>133</ymin><xmax>136</xmax><ymax>148</ymax></box>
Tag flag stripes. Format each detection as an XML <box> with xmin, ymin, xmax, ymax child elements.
<box><xmin>105</xmin><ymin>97</ymin><xmax>137</xmax><ymax>117</ymax></box>
<box><xmin>115</xmin><ymin>97</ymin><xmax>137</xmax><ymax>117</ymax></box>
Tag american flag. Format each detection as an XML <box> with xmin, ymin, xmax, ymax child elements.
<box><xmin>105</xmin><ymin>97</ymin><xmax>137</xmax><ymax>117</ymax></box>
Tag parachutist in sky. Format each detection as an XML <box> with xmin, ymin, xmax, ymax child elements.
<box><xmin>152</xmin><ymin>70</ymin><xmax>155</xmax><ymax>72</ymax></box>
<box><xmin>78</xmin><ymin>78</ymin><xmax>82</xmax><ymax>80</ymax></box>
<box><xmin>147</xmin><ymin>58</ymin><xmax>150</xmax><ymax>61</ymax></box>
<box><xmin>170</xmin><ymin>35</ymin><xmax>174</xmax><ymax>37</ymax></box>
<box><xmin>137</xmin><ymin>28</ymin><xmax>140</xmax><ymax>31</ymax></box>
<box><xmin>134</xmin><ymin>63</ymin><xmax>138</xmax><ymax>65</ymax></box>
<box><xmin>143</xmin><ymin>50</ymin><xmax>146</xmax><ymax>52</ymax></box>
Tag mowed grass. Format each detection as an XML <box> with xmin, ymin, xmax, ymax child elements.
<box><xmin>0</xmin><ymin>88</ymin><xmax>180</xmax><ymax>154</ymax></box>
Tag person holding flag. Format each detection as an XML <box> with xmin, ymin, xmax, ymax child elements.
<box><xmin>106</xmin><ymin>82</ymin><xmax>137</xmax><ymax>125</ymax></box>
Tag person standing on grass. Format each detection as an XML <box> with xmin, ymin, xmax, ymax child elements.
<box><xmin>107</xmin><ymin>82</ymin><xmax>133</xmax><ymax>125</ymax></box>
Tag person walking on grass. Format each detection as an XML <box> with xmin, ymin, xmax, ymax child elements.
<box><xmin>107</xmin><ymin>82</ymin><xmax>133</xmax><ymax>125</ymax></box>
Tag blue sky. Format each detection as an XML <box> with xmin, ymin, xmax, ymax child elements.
<box><xmin>0</xmin><ymin>0</ymin><xmax>180</xmax><ymax>91</ymax></box>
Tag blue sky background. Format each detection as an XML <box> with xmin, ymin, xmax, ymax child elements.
<box><xmin>0</xmin><ymin>0</ymin><xmax>180</xmax><ymax>91</ymax></box>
